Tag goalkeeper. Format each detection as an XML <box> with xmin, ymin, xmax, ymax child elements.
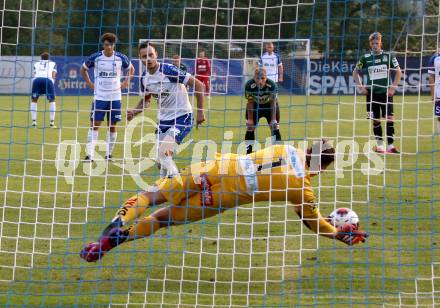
<box><xmin>244</xmin><ymin>67</ymin><xmax>281</xmax><ymax>154</ymax></box>
<box><xmin>80</xmin><ymin>139</ymin><xmax>368</xmax><ymax>262</ymax></box>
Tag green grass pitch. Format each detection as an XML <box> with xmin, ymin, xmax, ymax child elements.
<box><xmin>0</xmin><ymin>94</ymin><xmax>439</xmax><ymax>306</ymax></box>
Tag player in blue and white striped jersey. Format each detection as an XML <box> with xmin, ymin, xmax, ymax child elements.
<box><xmin>259</xmin><ymin>42</ymin><xmax>283</xmax><ymax>83</ymax></box>
<box><xmin>428</xmin><ymin>52</ymin><xmax>440</xmax><ymax>137</ymax></box>
<box><xmin>126</xmin><ymin>41</ymin><xmax>205</xmax><ymax>178</ymax></box>
<box><xmin>80</xmin><ymin>33</ymin><xmax>135</xmax><ymax>162</ymax></box>
<box><xmin>31</xmin><ymin>52</ymin><xmax>57</xmax><ymax>128</ymax></box>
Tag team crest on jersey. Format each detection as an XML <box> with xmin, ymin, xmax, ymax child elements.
<box><xmin>251</xmin><ymin>83</ymin><xmax>256</xmax><ymax>88</ymax></box>
<box><xmin>383</xmin><ymin>55</ymin><xmax>388</xmax><ymax>62</ymax></box>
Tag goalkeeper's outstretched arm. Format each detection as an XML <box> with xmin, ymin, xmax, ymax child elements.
<box><xmin>293</xmin><ymin>202</ymin><xmax>368</xmax><ymax>245</ymax></box>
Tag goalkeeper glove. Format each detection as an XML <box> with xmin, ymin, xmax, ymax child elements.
<box><xmin>80</xmin><ymin>228</ymin><xmax>128</xmax><ymax>262</ymax></box>
<box><xmin>335</xmin><ymin>224</ymin><xmax>369</xmax><ymax>246</ymax></box>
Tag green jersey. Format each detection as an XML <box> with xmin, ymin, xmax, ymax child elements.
<box><xmin>355</xmin><ymin>51</ymin><xmax>399</xmax><ymax>94</ymax></box>
<box><xmin>244</xmin><ymin>78</ymin><xmax>278</xmax><ymax>104</ymax></box>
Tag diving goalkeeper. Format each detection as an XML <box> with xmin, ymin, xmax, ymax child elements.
<box><xmin>80</xmin><ymin>140</ymin><xmax>368</xmax><ymax>262</ymax></box>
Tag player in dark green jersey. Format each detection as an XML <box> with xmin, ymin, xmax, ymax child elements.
<box><xmin>353</xmin><ymin>32</ymin><xmax>402</xmax><ymax>154</ymax></box>
<box><xmin>244</xmin><ymin>67</ymin><xmax>281</xmax><ymax>154</ymax></box>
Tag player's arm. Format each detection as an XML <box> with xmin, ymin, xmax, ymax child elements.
<box><xmin>293</xmin><ymin>202</ymin><xmax>368</xmax><ymax>245</ymax></box>
<box><xmin>51</xmin><ymin>62</ymin><xmax>57</xmax><ymax>81</ymax></box>
<box><xmin>120</xmin><ymin>53</ymin><xmax>135</xmax><ymax>90</ymax></box>
<box><xmin>429</xmin><ymin>74</ymin><xmax>436</xmax><ymax>102</ymax></box>
<box><xmin>428</xmin><ymin>56</ymin><xmax>436</xmax><ymax>102</ymax></box>
<box><xmin>127</xmin><ymin>94</ymin><xmax>151</xmax><ymax>121</ymax></box>
<box><xmin>80</xmin><ymin>64</ymin><xmax>94</xmax><ymax>91</ymax></box>
<box><xmin>277</xmin><ymin>54</ymin><xmax>284</xmax><ymax>82</ymax></box>
<box><xmin>186</xmin><ymin>76</ymin><xmax>206</xmax><ymax>128</ymax></box>
<box><xmin>121</xmin><ymin>63</ymin><xmax>135</xmax><ymax>90</ymax></box>
<box><xmin>246</xmin><ymin>100</ymin><xmax>255</xmax><ymax>127</ymax></box>
<box><xmin>206</xmin><ymin>59</ymin><xmax>212</xmax><ymax>76</ymax></box>
<box><xmin>244</xmin><ymin>87</ymin><xmax>255</xmax><ymax>127</ymax></box>
<box><xmin>388</xmin><ymin>54</ymin><xmax>401</xmax><ymax>97</ymax></box>
<box><xmin>352</xmin><ymin>57</ymin><xmax>367</xmax><ymax>95</ymax></box>
<box><xmin>269</xmin><ymin>83</ymin><xmax>279</xmax><ymax>127</ymax></box>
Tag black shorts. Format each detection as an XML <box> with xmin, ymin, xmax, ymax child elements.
<box><xmin>366</xmin><ymin>90</ymin><xmax>394</xmax><ymax>119</ymax></box>
<box><xmin>246</xmin><ymin>102</ymin><xmax>280</xmax><ymax>124</ymax></box>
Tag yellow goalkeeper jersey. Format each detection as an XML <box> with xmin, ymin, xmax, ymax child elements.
<box><xmin>157</xmin><ymin>144</ymin><xmax>316</xmax><ymax>207</ymax></box>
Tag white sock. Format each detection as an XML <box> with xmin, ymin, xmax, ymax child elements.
<box><xmin>87</xmin><ymin>128</ymin><xmax>99</xmax><ymax>159</ymax></box>
<box><xmin>159</xmin><ymin>155</ymin><xmax>179</xmax><ymax>178</ymax></box>
<box><xmin>387</xmin><ymin>144</ymin><xmax>395</xmax><ymax>150</ymax></box>
<box><xmin>107</xmin><ymin>132</ymin><xmax>117</xmax><ymax>156</ymax></box>
<box><xmin>49</xmin><ymin>102</ymin><xmax>56</xmax><ymax>122</ymax></box>
<box><xmin>377</xmin><ymin>139</ymin><xmax>384</xmax><ymax>147</ymax></box>
<box><xmin>30</xmin><ymin>102</ymin><xmax>37</xmax><ymax>121</ymax></box>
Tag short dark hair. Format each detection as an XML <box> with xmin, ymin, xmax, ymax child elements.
<box><xmin>138</xmin><ymin>41</ymin><xmax>155</xmax><ymax>51</ymax></box>
<box><xmin>320</xmin><ymin>139</ymin><xmax>335</xmax><ymax>167</ymax></box>
<box><xmin>307</xmin><ymin>139</ymin><xmax>335</xmax><ymax>170</ymax></box>
<box><xmin>100</xmin><ymin>32</ymin><xmax>117</xmax><ymax>44</ymax></box>
<box><xmin>40</xmin><ymin>52</ymin><xmax>49</xmax><ymax>60</ymax></box>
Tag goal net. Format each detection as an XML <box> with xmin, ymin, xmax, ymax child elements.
<box><xmin>0</xmin><ymin>0</ymin><xmax>439</xmax><ymax>307</ymax></box>
<box><xmin>138</xmin><ymin>38</ymin><xmax>310</xmax><ymax>95</ymax></box>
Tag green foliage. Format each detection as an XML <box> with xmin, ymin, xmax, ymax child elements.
<box><xmin>1</xmin><ymin>0</ymin><xmax>435</xmax><ymax>57</ymax></box>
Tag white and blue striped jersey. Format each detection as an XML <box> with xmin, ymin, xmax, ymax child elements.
<box><xmin>428</xmin><ymin>53</ymin><xmax>440</xmax><ymax>99</ymax></box>
<box><xmin>33</xmin><ymin>60</ymin><xmax>57</xmax><ymax>83</ymax></box>
<box><xmin>259</xmin><ymin>52</ymin><xmax>283</xmax><ymax>82</ymax></box>
<box><xmin>141</xmin><ymin>63</ymin><xmax>193</xmax><ymax>121</ymax></box>
<box><xmin>83</xmin><ymin>51</ymin><xmax>132</xmax><ymax>101</ymax></box>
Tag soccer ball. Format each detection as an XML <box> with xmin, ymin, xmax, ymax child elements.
<box><xmin>327</xmin><ymin>208</ymin><xmax>359</xmax><ymax>228</ymax></box>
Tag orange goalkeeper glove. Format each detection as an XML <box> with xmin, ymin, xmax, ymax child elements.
<box><xmin>335</xmin><ymin>224</ymin><xmax>369</xmax><ymax>245</ymax></box>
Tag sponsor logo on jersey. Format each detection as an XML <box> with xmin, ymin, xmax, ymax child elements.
<box><xmin>368</xmin><ymin>64</ymin><xmax>388</xmax><ymax>80</ymax></box>
<box><xmin>199</xmin><ymin>174</ymin><xmax>213</xmax><ymax>206</ymax></box>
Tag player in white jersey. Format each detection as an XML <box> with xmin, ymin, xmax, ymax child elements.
<box><xmin>259</xmin><ymin>42</ymin><xmax>284</xmax><ymax>83</ymax></box>
<box><xmin>259</xmin><ymin>42</ymin><xmax>284</xmax><ymax>124</ymax></box>
<box><xmin>428</xmin><ymin>52</ymin><xmax>440</xmax><ymax>136</ymax></box>
<box><xmin>126</xmin><ymin>41</ymin><xmax>206</xmax><ymax>178</ymax></box>
<box><xmin>80</xmin><ymin>33</ymin><xmax>134</xmax><ymax>162</ymax></box>
<box><xmin>31</xmin><ymin>52</ymin><xmax>57</xmax><ymax>128</ymax></box>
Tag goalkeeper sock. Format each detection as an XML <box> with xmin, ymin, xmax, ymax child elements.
<box><xmin>245</xmin><ymin>130</ymin><xmax>255</xmax><ymax>154</ymax></box>
<box><xmin>373</xmin><ymin>122</ymin><xmax>383</xmax><ymax>145</ymax></box>
<box><xmin>126</xmin><ymin>215</ymin><xmax>161</xmax><ymax>238</ymax></box>
<box><xmin>49</xmin><ymin>102</ymin><xmax>56</xmax><ymax>122</ymax></box>
<box><xmin>386</xmin><ymin>121</ymin><xmax>395</xmax><ymax>145</ymax></box>
<box><xmin>107</xmin><ymin>132</ymin><xmax>117</xmax><ymax>156</ymax></box>
<box><xmin>115</xmin><ymin>193</ymin><xmax>151</xmax><ymax>225</ymax></box>
<box><xmin>272</xmin><ymin>129</ymin><xmax>282</xmax><ymax>142</ymax></box>
<box><xmin>30</xmin><ymin>102</ymin><xmax>37</xmax><ymax>121</ymax></box>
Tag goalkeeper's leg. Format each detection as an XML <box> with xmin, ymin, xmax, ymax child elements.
<box><xmin>101</xmin><ymin>191</ymin><xmax>166</xmax><ymax>237</ymax></box>
<box><xmin>81</xmin><ymin>193</ymin><xmax>222</xmax><ymax>262</ymax></box>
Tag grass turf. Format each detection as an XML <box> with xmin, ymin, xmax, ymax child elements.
<box><xmin>0</xmin><ymin>94</ymin><xmax>439</xmax><ymax>307</ymax></box>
